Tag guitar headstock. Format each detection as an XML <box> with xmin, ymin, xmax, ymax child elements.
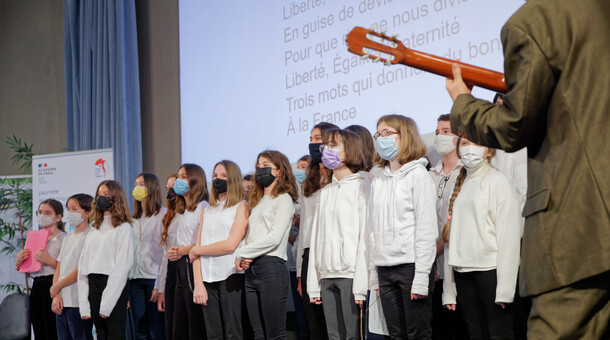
<box><xmin>345</xmin><ymin>26</ymin><xmax>406</xmax><ymax>65</ymax></box>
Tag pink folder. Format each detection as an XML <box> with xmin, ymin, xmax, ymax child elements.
<box><xmin>19</xmin><ymin>229</ymin><xmax>50</xmax><ymax>273</ymax></box>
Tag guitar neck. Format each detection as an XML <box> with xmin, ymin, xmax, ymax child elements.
<box><xmin>399</xmin><ymin>48</ymin><xmax>507</xmax><ymax>93</ymax></box>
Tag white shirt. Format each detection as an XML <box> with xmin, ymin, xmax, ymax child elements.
<box><xmin>130</xmin><ymin>208</ymin><xmax>166</xmax><ymax>280</ymax></box>
<box><xmin>307</xmin><ymin>172</ymin><xmax>370</xmax><ymax>301</ymax></box>
<box><xmin>78</xmin><ymin>216</ymin><xmax>135</xmax><ymax>317</ymax></box>
<box><xmin>199</xmin><ymin>201</ymin><xmax>244</xmax><ymax>283</ymax></box>
<box><xmin>236</xmin><ymin>193</ymin><xmax>295</xmax><ymax>261</ymax></box>
<box><xmin>491</xmin><ymin>148</ymin><xmax>528</xmax><ymax>235</ymax></box>
<box><xmin>31</xmin><ymin>230</ymin><xmax>66</xmax><ymax>278</ymax></box>
<box><xmin>429</xmin><ymin>159</ymin><xmax>463</xmax><ymax>280</ymax></box>
<box><xmin>369</xmin><ymin>159</ymin><xmax>438</xmax><ymax>296</ymax></box>
<box><xmin>176</xmin><ymin>201</ymin><xmax>208</xmax><ymax>247</ymax></box>
<box><xmin>442</xmin><ymin>161</ymin><xmax>521</xmax><ymax>305</ymax></box>
<box><xmin>296</xmin><ymin>190</ymin><xmax>320</xmax><ymax>278</ymax></box>
<box><xmin>155</xmin><ymin>213</ymin><xmax>182</xmax><ymax>293</ymax></box>
<box><xmin>57</xmin><ymin>227</ymin><xmax>91</xmax><ymax>307</ymax></box>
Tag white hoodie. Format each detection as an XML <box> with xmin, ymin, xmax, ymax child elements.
<box><xmin>369</xmin><ymin>158</ymin><xmax>438</xmax><ymax>296</ymax></box>
<box><xmin>307</xmin><ymin>172</ymin><xmax>370</xmax><ymax>301</ymax></box>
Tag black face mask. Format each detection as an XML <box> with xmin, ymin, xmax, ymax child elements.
<box><xmin>212</xmin><ymin>178</ymin><xmax>228</xmax><ymax>194</ymax></box>
<box><xmin>309</xmin><ymin>143</ymin><xmax>323</xmax><ymax>163</ymax></box>
<box><xmin>95</xmin><ymin>195</ymin><xmax>113</xmax><ymax>212</ymax></box>
<box><xmin>166</xmin><ymin>187</ymin><xmax>176</xmax><ymax>202</ymax></box>
<box><xmin>255</xmin><ymin>167</ymin><xmax>276</xmax><ymax>188</ymax></box>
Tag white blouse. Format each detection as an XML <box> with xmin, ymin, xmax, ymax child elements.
<box><xmin>57</xmin><ymin>227</ymin><xmax>91</xmax><ymax>307</ymax></box>
<box><xmin>176</xmin><ymin>201</ymin><xmax>208</xmax><ymax>247</ymax></box>
<box><xmin>199</xmin><ymin>201</ymin><xmax>245</xmax><ymax>283</ymax></box>
<box><xmin>31</xmin><ymin>230</ymin><xmax>66</xmax><ymax>278</ymax></box>
<box><xmin>130</xmin><ymin>207</ymin><xmax>166</xmax><ymax>280</ymax></box>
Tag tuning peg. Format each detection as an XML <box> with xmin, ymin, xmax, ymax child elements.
<box><xmin>369</xmin><ymin>25</ymin><xmax>376</xmax><ymax>32</ymax></box>
<box><xmin>385</xmin><ymin>59</ymin><xmax>392</xmax><ymax>66</ymax></box>
<box><xmin>374</xmin><ymin>52</ymin><xmax>381</xmax><ymax>63</ymax></box>
<box><xmin>361</xmin><ymin>54</ymin><xmax>369</xmax><ymax>60</ymax></box>
<box><xmin>392</xmin><ymin>34</ymin><xmax>399</xmax><ymax>39</ymax></box>
<box><xmin>381</xmin><ymin>30</ymin><xmax>387</xmax><ymax>36</ymax></box>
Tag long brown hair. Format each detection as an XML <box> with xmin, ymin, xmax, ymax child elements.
<box><xmin>133</xmin><ymin>173</ymin><xmax>162</xmax><ymax>218</ymax></box>
<box><xmin>374</xmin><ymin>114</ymin><xmax>427</xmax><ymax>168</ymax></box>
<box><xmin>324</xmin><ymin>129</ymin><xmax>365</xmax><ymax>174</ymax></box>
<box><xmin>39</xmin><ymin>199</ymin><xmax>65</xmax><ymax>232</ymax></box>
<box><xmin>91</xmin><ymin>180</ymin><xmax>132</xmax><ymax>228</ymax></box>
<box><xmin>442</xmin><ymin>138</ymin><xmax>496</xmax><ymax>243</ymax></box>
<box><xmin>180</xmin><ymin>163</ymin><xmax>209</xmax><ymax>212</ymax></box>
<box><xmin>249</xmin><ymin>150</ymin><xmax>299</xmax><ymax>208</ymax></box>
<box><xmin>209</xmin><ymin>160</ymin><xmax>244</xmax><ymax>208</ymax></box>
<box><xmin>160</xmin><ymin>173</ymin><xmax>183</xmax><ymax>247</ymax></box>
<box><xmin>345</xmin><ymin>125</ymin><xmax>375</xmax><ymax>172</ymax></box>
<box><xmin>302</xmin><ymin>122</ymin><xmax>337</xmax><ymax>197</ymax></box>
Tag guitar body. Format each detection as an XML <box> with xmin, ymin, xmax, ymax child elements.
<box><xmin>346</xmin><ymin>26</ymin><xmax>507</xmax><ymax>93</ymax></box>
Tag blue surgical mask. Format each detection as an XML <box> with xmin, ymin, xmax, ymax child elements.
<box><xmin>173</xmin><ymin>178</ymin><xmax>189</xmax><ymax>196</ymax></box>
<box><xmin>294</xmin><ymin>169</ymin><xmax>306</xmax><ymax>184</ymax></box>
<box><xmin>375</xmin><ymin>136</ymin><xmax>399</xmax><ymax>161</ymax></box>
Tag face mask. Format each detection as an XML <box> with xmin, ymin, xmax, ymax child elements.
<box><xmin>174</xmin><ymin>178</ymin><xmax>189</xmax><ymax>196</ymax></box>
<box><xmin>309</xmin><ymin>143</ymin><xmax>323</xmax><ymax>163</ymax></box>
<box><xmin>375</xmin><ymin>136</ymin><xmax>399</xmax><ymax>161</ymax></box>
<box><xmin>256</xmin><ymin>167</ymin><xmax>276</xmax><ymax>188</ymax></box>
<box><xmin>434</xmin><ymin>134</ymin><xmax>456</xmax><ymax>156</ymax></box>
<box><xmin>212</xmin><ymin>178</ymin><xmax>228</xmax><ymax>194</ymax></box>
<box><xmin>321</xmin><ymin>148</ymin><xmax>342</xmax><ymax>170</ymax></box>
<box><xmin>95</xmin><ymin>195</ymin><xmax>113</xmax><ymax>212</ymax></box>
<box><xmin>37</xmin><ymin>214</ymin><xmax>56</xmax><ymax>228</ymax></box>
<box><xmin>132</xmin><ymin>186</ymin><xmax>148</xmax><ymax>202</ymax></box>
<box><xmin>460</xmin><ymin>145</ymin><xmax>487</xmax><ymax>169</ymax></box>
<box><xmin>65</xmin><ymin>211</ymin><xmax>85</xmax><ymax>227</ymax></box>
<box><xmin>294</xmin><ymin>169</ymin><xmax>306</xmax><ymax>184</ymax></box>
<box><xmin>166</xmin><ymin>187</ymin><xmax>176</xmax><ymax>202</ymax></box>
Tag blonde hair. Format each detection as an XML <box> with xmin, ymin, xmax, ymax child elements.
<box><xmin>374</xmin><ymin>114</ymin><xmax>427</xmax><ymax>168</ymax></box>
<box><xmin>209</xmin><ymin>160</ymin><xmax>245</xmax><ymax>208</ymax></box>
<box><xmin>442</xmin><ymin>138</ymin><xmax>497</xmax><ymax>243</ymax></box>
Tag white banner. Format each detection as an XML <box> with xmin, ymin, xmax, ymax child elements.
<box><xmin>32</xmin><ymin>149</ymin><xmax>114</xmax><ymax>232</ymax></box>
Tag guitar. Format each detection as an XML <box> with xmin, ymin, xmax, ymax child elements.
<box><xmin>345</xmin><ymin>26</ymin><xmax>507</xmax><ymax>93</ymax></box>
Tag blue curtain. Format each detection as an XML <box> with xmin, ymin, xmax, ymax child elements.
<box><xmin>64</xmin><ymin>0</ymin><xmax>142</xmax><ymax>194</ymax></box>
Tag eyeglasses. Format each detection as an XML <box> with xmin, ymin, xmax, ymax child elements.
<box><xmin>373</xmin><ymin>130</ymin><xmax>399</xmax><ymax>140</ymax></box>
<box><xmin>437</xmin><ymin>176</ymin><xmax>450</xmax><ymax>199</ymax></box>
<box><xmin>319</xmin><ymin>144</ymin><xmax>340</xmax><ymax>153</ymax></box>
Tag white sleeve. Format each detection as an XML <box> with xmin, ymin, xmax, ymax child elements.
<box><xmin>296</xmin><ymin>195</ymin><xmax>307</xmax><ymax>278</ymax></box>
<box><xmin>442</xmin><ymin>247</ymin><xmax>457</xmax><ymax>305</ymax></box>
<box><xmin>99</xmin><ymin>224</ymin><xmax>135</xmax><ymax>316</ymax></box>
<box><xmin>306</xmin><ymin>197</ymin><xmax>322</xmax><ymax>299</ymax></box>
<box><xmin>352</xmin><ymin>180</ymin><xmax>370</xmax><ymax>301</ymax></box>
<box><xmin>236</xmin><ymin>195</ymin><xmax>295</xmax><ymax>260</ymax></box>
<box><xmin>77</xmin><ymin>234</ymin><xmax>91</xmax><ymax>317</ymax></box>
<box><xmin>368</xmin><ymin>181</ymin><xmax>379</xmax><ymax>290</ymax></box>
<box><xmin>411</xmin><ymin>171</ymin><xmax>439</xmax><ymax>296</ymax></box>
<box><xmin>494</xmin><ymin>179</ymin><xmax>521</xmax><ymax>304</ymax></box>
<box><xmin>153</xmin><ymin>211</ymin><xmax>166</xmax><ymax>290</ymax></box>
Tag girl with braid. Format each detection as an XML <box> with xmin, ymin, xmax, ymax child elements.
<box><xmin>442</xmin><ymin>137</ymin><xmax>521</xmax><ymax>339</ymax></box>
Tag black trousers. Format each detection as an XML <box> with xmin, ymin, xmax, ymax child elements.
<box><xmin>245</xmin><ymin>256</ymin><xmax>288</xmax><ymax>340</ymax></box>
<box><xmin>88</xmin><ymin>274</ymin><xmax>129</xmax><ymax>340</ymax></box>
<box><xmin>300</xmin><ymin>248</ymin><xmax>329</xmax><ymax>340</ymax></box>
<box><xmin>202</xmin><ymin>273</ymin><xmax>246</xmax><ymax>340</ymax></box>
<box><xmin>378</xmin><ymin>263</ymin><xmax>434</xmax><ymax>340</ymax></box>
<box><xmin>172</xmin><ymin>256</ymin><xmax>205</xmax><ymax>340</ymax></box>
<box><xmin>164</xmin><ymin>259</ymin><xmax>177</xmax><ymax>340</ymax></box>
<box><xmin>432</xmin><ymin>279</ymin><xmax>468</xmax><ymax>340</ymax></box>
<box><xmin>31</xmin><ymin>275</ymin><xmax>58</xmax><ymax>340</ymax></box>
<box><xmin>453</xmin><ymin>270</ymin><xmax>514</xmax><ymax>340</ymax></box>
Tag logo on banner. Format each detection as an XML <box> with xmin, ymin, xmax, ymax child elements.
<box><xmin>37</xmin><ymin>163</ymin><xmax>57</xmax><ymax>183</ymax></box>
<box><xmin>95</xmin><ymin>158</ymin><xmax>109</xmax><ymax>178</ymax></box>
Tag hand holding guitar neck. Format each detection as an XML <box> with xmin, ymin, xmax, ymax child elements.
<box><xmin>345</xmin><ymin>26</ymin><xmax>507</xmax><ymax>93</ymax></box>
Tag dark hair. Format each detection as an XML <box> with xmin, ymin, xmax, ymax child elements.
<box><xmin>437</xmin><ymin>114</ymin><xmax>450</xmax><ymax>122</ymax></box>
<box><xmin>249</xmin><ymin>150</ymin><xmax>299</xmax><ymax>208</ymax></box>
<box><xmin>324</xmin><ymin>129</ymin><xmax>365</xmax><ymax>174</ymax></box>
<box><xmin>345</xmin><ymin>125</ymin><xmax>374</xmax><ymax>172</ymax></box>
<box><xmin>302</xmin><ymin>122</ymin><xmax>338</xmax><ymax>197</ymax></box>
<box><xmin>66</xmin><ymin>194</ymin><xmax>94</xmax><ymax>212</ymax></box>
<box><xmin>161</xmin><ymin>173</ymin><xmax>184</xmax><ymax>246</ymax></box>
<box><xmin>298</xmin><ymin>155</ymin><xmax>311</xmax><ymax>163</ymax></box>
<box><xmin>39</xmin><ymin>199</ymin><xmax>65</xmax><ymax>232</ymax></box>
<box><xmin>91</xmin><ymin>180</ymin><xmax>132</xmax><ymax>228</ymax></box>
<box><xmin>133</xmin><ymin>173</ymin><xmax>162</xmax><ymax>218</ymax></box>
<box><xmin>179</xmin><ymin>163</ymin><xmax>209</xmax><ymax>212</ymax></box>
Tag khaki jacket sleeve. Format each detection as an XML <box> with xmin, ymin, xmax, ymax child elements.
<box><xmin>450</xmin><ymin>24</ymin><xmax>556</xmax><ymax>153</ymax></box>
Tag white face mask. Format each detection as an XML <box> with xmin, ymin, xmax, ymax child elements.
<box><xmin>434</xmin><ymin>134</ymin><xmax>456</xmax><ymax>155</ymax></box>
<box><xmin>65</xmin><ymin>211</ymin><xmax>85</xmax><ymax>227</ymax></box>
<box><xmin>37</xmin><ymin>214</ymin><xmax>56</xmax><ymax>228</ymax></box>
<box><xmin>459</xmin><ymin>145</ymin><xmax>487</xmax><ymax>169</ymax></box>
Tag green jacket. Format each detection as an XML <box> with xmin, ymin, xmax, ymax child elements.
<box><xmin>450</xmin><ymin>0</ymin><xmax>610</xmax><ymax>296</ymax></box>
